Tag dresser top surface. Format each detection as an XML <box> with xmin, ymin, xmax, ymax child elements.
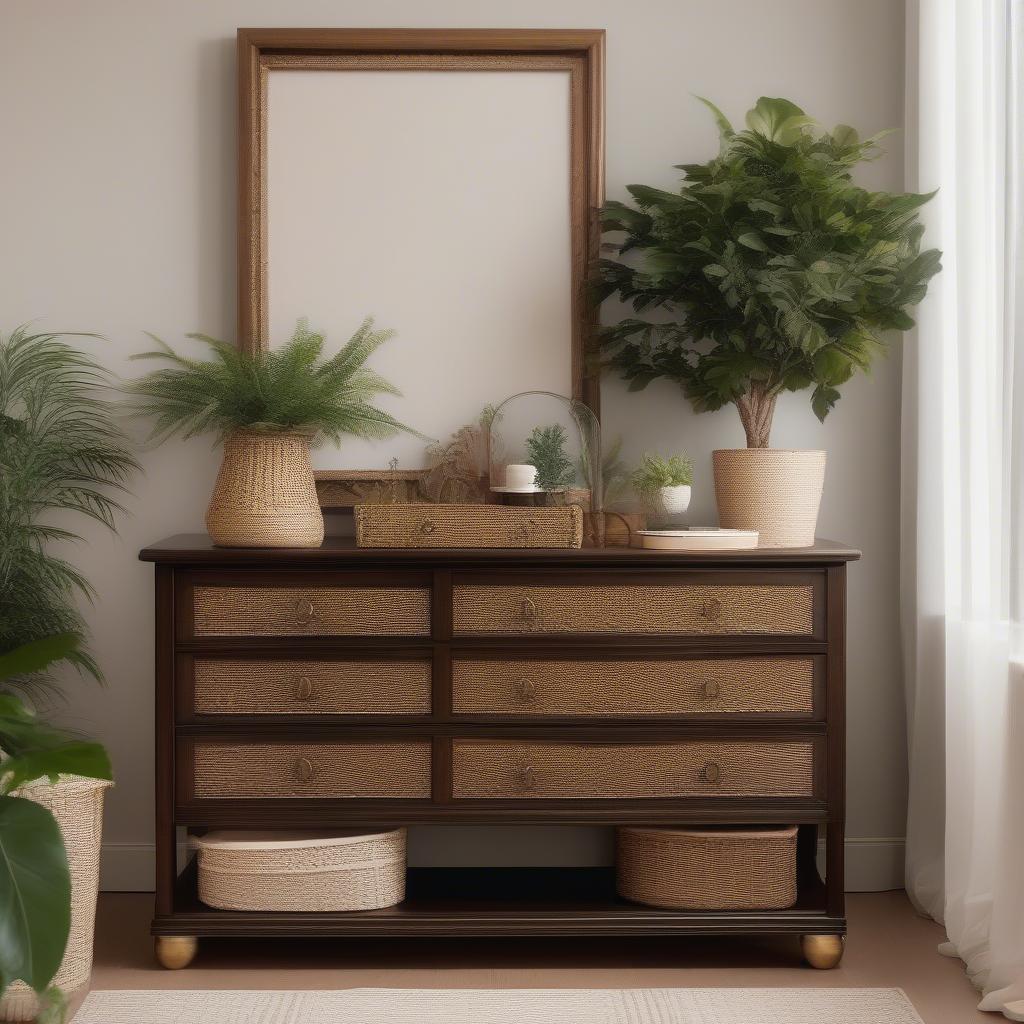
<box><xmin>140</xmin><ymin>534</ymin><xmax>860</xmax><ymax>567</ymax></box>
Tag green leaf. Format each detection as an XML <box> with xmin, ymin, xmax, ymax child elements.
<box><xmin>832</xmin><ymin>124</ymin><xmax>860</xmax><ymax>147</ymax></box>
<box><xmin>0</xmin><ymin>635</ymin><xmax>79</xmax><ymax>684</ymax></box>
<box><xmin>1</xmin><ymin>742</ymin><xmax>112</xmax><ymax>795</ymax></box>
<box><xmin>811</xmin><ymin>384</ymin><xmax>841</xmax><ymax>421</ymax></box>
<box><xmin>695</xmin><ymin>95</ymin><xmax>735</xmax><ymax>144</ymax></box>
<box><xmin>737</xmin><ymin>232</ymin><xmax>768</xmax><ymax>252</ymax></box>
<box><xmin>0</xmin><ymin>795</ymin><xmax>71</xmax><ymax>994</ymax></box>
<box><xmin>745</xmin><ymin>97</ymin><xmax>812</xmax><ymax>142</ymax></box>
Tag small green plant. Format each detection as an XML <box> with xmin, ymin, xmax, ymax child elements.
<box><xmin>0</xmin><ymin>328</ymin><xmax>138</xmax><ymax>692</ymax></box>
<box><xmin>0</xmin><ymin>634</ymin><xmax>112</xmax><ymax>1013</ymax></box>
<box><xmin>128</xmin><ymin>317</ymin><xmax>419</xmax><ymax>445</ymax></box>
<box><xmin>596</xmin><ymin>97</ymin><xmax>941</xmax><ymax>447</ymax></box>
<box><xmin>525</xmin><ymin>424</ymin><xmax>576</xmax><ymax>491</ymax></box>
<box><xmin>631</xmin><ymin>453</ymin><xmax>694</xmax><ymax>498</ymax></box>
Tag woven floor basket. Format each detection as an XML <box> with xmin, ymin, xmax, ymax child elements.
<box><xmin>712</xmin><ymin>449</ymin><xmax>826</xmax><ymax>548</ymax></box>
<box><xmin>0</xmin><ymin>777</ymin><xmax>111</xmax><ymax>1022</ymax></box>
<box><xmin>616</xmin><ymin>825</ymin><xmax>798</xmax><ymax>910</ymax></box>
<box><xmin>195</xmin><ymin>828</ymin><xmax>406</xmax><ymax>912</ymax></box>
<box><xmin>206</xmin><ymin>430</ymin><xmax>324</xmax><ymax>548</ymax></box>
<box><xmin>355</xmin><ymin>503</ymin><xmax>583</xmax><ymax>549</ymax></box>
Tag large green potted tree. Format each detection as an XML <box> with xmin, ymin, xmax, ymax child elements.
<box><xmin>596</xmin><ymin>97</ymin><xmax>941</xmax><ymax>546</ymax></box>
<box><xmin>0</xmin><ymin>327</ymin><xmax>133</xmax><ymax>1020</ymax></box>
<box><xmin>129</xmin><ymin>317</ymin><xmax>418</xmax><ymax>548</ymax></box>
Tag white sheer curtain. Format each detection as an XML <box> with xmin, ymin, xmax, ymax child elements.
<box><xmin>903</xmin><ymin>0</ymin><xmax>1024</xmax><ymax>1017</ymax></box>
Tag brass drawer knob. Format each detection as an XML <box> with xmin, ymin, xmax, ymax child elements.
<box><xmin>699</xmin><ymin>760</ymin><xmax>722</xmax><ymax>784</ymax></box>
<box><xmin>294</xmin><ymin>676</ymin><xmax>314</xmax><ymax>701</ymax></box>
<box><xmin>293</xmin><ymin>598</ymin><xmax>317</xmax><ymax>626</ymax></box>
<box><xmin>419</xmin><ymin>520</ymin><xmax>436</xmax><ymax>535</ymax></box>
<box><xmin>701</xmin><ymin>679</ymin><xmax>721</xmax><ymax>700</ymax></box>
<box><xmin>295</xmin><ymin>757</ymin><xmax>314</xmax><ymax>784</ymax></box>
<box><xmin>517</xmin><ymin>597</ymin><xmax>539</xmax><ymax>623</ymax></box>
<box><xmin>517</xmin><ymin>765</ymin><xmax>538</xmax><ymax>791</ymax></box>
<box><xmin>512</xmin><ymin>678</ymin><xmax>537</xmax><ymax>704</ymax></box>
<box><xmin>700</xmin><ymin>597</ymin><xmax>723</xmax><ymax>621</ymax></box>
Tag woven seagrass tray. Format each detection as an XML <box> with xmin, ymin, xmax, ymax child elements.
<box><xmin>354</xmin><ymin>503</ymin><xmax>583</xmax><ymax>549</ymax></box>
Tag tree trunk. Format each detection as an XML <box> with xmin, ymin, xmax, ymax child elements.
<box><xmin>735</xmin><ymin>383</ymin><xmax>777</xmax><ymax>448</ymax></box>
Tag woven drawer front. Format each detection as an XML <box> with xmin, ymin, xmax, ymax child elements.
<box><xmin>191</xmin><ymin>741</ymin><xmax>432</xmax><ymax>799</ymax></box>
<box><xmin>451</xmin><ymin>657</ymin><xmax>814</xmax><ymax>717</ymax></box>
<box><xmin>355</xmin><ymin>503</ymin><xmax>583</xmax><ymax>549</ymax></box>
<box><xmin>192</xmin><ymin>658</ymin><xmax>431</xmax><ymax>715</ymax></box>
<box><xmin>451</xmin><ymin>583</ymin><xmax>813</xmax><ymax>635</ymax></box>
<box><xmin>451</xmin><ymin>740</ymin><xmax>815</xmax><ymax>799</ymax></box>
<box><xmin>191</xmin><ymin>585</ymin><xmax>430</xmax><ymax>636</ymax></box>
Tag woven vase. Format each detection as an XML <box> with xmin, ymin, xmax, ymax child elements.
<box><xmin>713</xmin><ymin>449</ymin><xmax>826</xmax><ymax>548</ymax></box>
<box><xmin>0</xmin><ymin>778</ymin><xmax>111</xmax><ymax>1021</ymax></box>
<box><xmin>206</xmin><ymin>431</ymin><xmax>324</xmax><ymax>548</ymax></box>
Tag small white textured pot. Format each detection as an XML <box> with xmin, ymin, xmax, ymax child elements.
<box><xmin>713</xmin><ymin>449</ymin><xmax>826</xmax><ymax>548</ymax></box>
<box><xmin>658</xmin><ymin>484</ymin><xmax>692</xmax><ymax>521</ymax></box>
<box><xmin>206</xmin><ymin>431</ymin><xmax>324</xmax><ymax>548</ymax></box>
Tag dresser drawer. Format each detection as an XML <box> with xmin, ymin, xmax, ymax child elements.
<box><xmin>450</xmin><ymin>739</ymin><xmax>817</xmax><ymax>799</ymax></box>
<box><xmin>185</xmin><ymin>579</ymin><xmax>431</xmax><ymax>637</ymax></box>
<box><xmin>451</xmin><ymin>656</ymin><xmax>818</xmax><ymax>718</ymax></box>
<box><xmin>186</xmin><ymin>740</ymin><xmax>432</xmax><ymax>799</ymax></box>
<box><xmin>183</xmin><ymin>656</ymin><xmax>432</xmax><ymax>716</ymax></box>
<box><xmin>451</xmin><ymin>574</ymin><xmax>820</xmax><ymax>638</ymax></box>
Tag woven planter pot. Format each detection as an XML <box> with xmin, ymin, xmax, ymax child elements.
<box><xmin>206</xmin><ymin>430</ymin><xmax>324</xmax><ymax>548</ymax></box>
<box><xmin>713</xmin><ymin>449</ymin><xmax>826</xmax><ymax>548</ymax></box>
<box><xmin>0</xmin><ymin>777</ymin><xmax>111</xmax><ymax>1021</ymax></box>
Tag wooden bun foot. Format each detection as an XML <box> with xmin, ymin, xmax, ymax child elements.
<box><xmin>801</xmin><ymin>933</ymin><xmax>844</xmax><ymax>969</ymax></box>
<box><xmin>155</xmin><ymin>935</ymin><xmax>198</xmax><ymax>969</ymax></box>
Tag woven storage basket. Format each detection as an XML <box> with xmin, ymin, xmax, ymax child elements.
<box><xmin>195</xmin><ymin>828</ymin><xmax>406</xmax><ymax>912</ymax></box>
<box><xmin>712</xmin><ymin>449</ymin><xmax>826</xmax><ymax>548</ymax></box>
<box><xmin>0</xmin><ymin>777</ymin><xmax>111</xmax><ymax>1022</ymax></box>
<box><xmin>354</xmin><ymin>503</ymin><xmax>582</xmax><ymax>549</ymax></box>
<box><xmin>616</xmin><ymin>825</ymin><xmax>798</xmax><ymax>910</ymax></box>
<box><xmin>206</xmin><ymin>430</ymin><xmax>324</xmax><ymax>548</ymax></box>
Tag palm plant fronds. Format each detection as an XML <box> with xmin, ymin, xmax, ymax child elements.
<box><xmin>127</xmin><ymin>317</ymin><xmax>423</xmax><ymax>446</ymax></box>
<box><xmin>0</xmin><ymin>327</ymin><xmax>139</xmax><ymax>694</ymax></box>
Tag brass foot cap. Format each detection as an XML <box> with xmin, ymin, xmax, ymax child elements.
<box><xmin>155</xmin><ymin>935</ymin><xmax>198</xmax><ymax>970</ymax></box>
<box><xmin>801</xmin><ymin>933</ymin><xmax>844</xmax><ymax>969</ymax></box>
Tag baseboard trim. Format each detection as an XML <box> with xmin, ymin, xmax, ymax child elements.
<box><xmin>100</xmin><ymin>837</ymin><xmax>906</xmax><ymax>893</ymax></box>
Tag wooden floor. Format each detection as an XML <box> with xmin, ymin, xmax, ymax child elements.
<box><xmin>76</xmin><ymin>891</ymin><xmax>987</xmax><ymax>1023</ymax></box>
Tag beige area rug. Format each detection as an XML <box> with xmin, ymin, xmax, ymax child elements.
<box><xmin>73</xmin><ymin>987</ymin><xmax>924</xmax><ymax>1023</ymax></box>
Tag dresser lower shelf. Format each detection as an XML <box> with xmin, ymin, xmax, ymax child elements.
<box><xmin>154</xmin><ymin>863</ymin><xmax>842</xmax><ymax>938</ymax></box>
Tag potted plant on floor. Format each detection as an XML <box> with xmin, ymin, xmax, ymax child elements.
<box><xmin>0</xmin><ymin>327</ymin><xmax>132</xmax><ymax>1020</ymax></box>
<box><xmin>596</xmin><ymin>97</ymin><xmax>941</xmax><ymax>546</ymax></box>
<box><xmin>129</xmin><ymin>317</ymin><xmax>420</xmax><ymax>548</ymax></box>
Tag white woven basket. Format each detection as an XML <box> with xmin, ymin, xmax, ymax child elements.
<box><xmin>195</xmin><ymin>828</ymin><xmax>406</xmax><ymax>912</ymax></box>
<box><xmin>0</xmin><ymin>777</ymin><xmax>111</xmax><ymax>1021</ymax></box>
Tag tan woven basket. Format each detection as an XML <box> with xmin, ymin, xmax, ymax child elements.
<box><xmin>206</xmin><ymin>430</ymin><xmax>325</xmax><ymax>548</ymax></box>
<box><xmin>616</xmin><ymin>825</ymin><xmax>799</xmax><ymax>910</ymax></box>
<box><xmin>195</xmin><ymin>828</ymin><xmax>407</xmax><ymax>911</ymax></box>
<box><xmin>0</xmin><ymin>777</ymin><xmax>110</xmax><ymax>1022</ymax></box>
<box><xmin>354</xmin><ymin>503</ymin><xmax>582</xmax><ymax>549</ymax></box>
<box><xmin>712</xmin><ymin>449</ymin><xmax>826</xmax><ymax>548</ymax></box>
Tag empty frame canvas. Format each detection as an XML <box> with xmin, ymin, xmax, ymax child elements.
<box><xmin>265</xmin><ymin>69</ymin><xmax>574</xmax><ymax>469</ymax></box>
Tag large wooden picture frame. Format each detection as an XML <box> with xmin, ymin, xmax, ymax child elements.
<box><xmin>237</xmin><ymin>28</ymin><xmax>605</xmax><ymax>492</ymax></box>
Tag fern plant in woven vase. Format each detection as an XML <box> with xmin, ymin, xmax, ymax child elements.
<box><xmin>597</xmin><ymin>97</ymin><xmax>941</xmax><ymax>546</ymax></box>
<box><xmin>130</xmin><ymin>318</ymin><xmax>417</xmax><ymax>548</ymax></box>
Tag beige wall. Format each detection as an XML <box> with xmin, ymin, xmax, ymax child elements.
<box><xmin>0</xmin><ymin>0</ymin><xmax>908</xmax><ymax>890</ymax></box>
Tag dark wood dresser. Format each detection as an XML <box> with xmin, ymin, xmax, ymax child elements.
<box><xmin>140</xmin><ymin>535</ymin><xmax>858</xmax><ymax>970</ymax></box>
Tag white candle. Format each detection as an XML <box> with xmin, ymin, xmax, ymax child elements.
<box><xmin>504</xmin><ymin>464</ymin><xmax>537</xmax><ymax>489</ymax></box>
